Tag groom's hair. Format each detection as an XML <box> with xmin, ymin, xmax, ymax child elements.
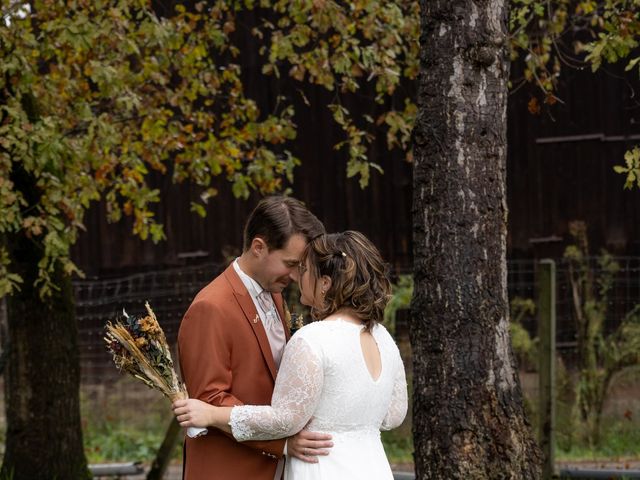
<box><xmin>243</xmin><ymin>196</ymin><xmax>325</xmax><ymax>251</ymax></box>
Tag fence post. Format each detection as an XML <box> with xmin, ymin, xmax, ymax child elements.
<box><xmin>537</xmin><ymin>259</ymin><xmax>556</xmax><ymax>479</ymax></box>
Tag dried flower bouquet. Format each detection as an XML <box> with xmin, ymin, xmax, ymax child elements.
<box><xmin>105</xmin><ymin>302</ymin><xmax>206</xmax><ymax>438</ymax></box>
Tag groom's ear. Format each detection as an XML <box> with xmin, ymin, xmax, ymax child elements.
<box><xmin>250</xmin><ymin>237</ymin><xmax>268</xmax><ymax>258</ymax></box>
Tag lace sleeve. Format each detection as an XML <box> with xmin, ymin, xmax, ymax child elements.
<box><xmin>229</xmin><ymin>335</ymin><xmax>323</xmax><ymax>441</ymax></box>
<box><xmin>381</xmin><ymin>357</ymin><xmax>408</xmax><ymax>430</ymax></box>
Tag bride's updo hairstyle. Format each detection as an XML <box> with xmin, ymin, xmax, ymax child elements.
<box><xmin>302</xmin><ymin>231</ymin><xmax>391</xmax><ymax>331</ymax></box>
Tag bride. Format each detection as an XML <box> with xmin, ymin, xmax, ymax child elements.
<box><xmin>173</xmin><ymin>231</ymin><xmax>408</xmax><ymax>479</ymax></box>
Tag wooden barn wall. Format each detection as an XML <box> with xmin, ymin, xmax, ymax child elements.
<box><xmin>507</xmin><ymin>63</ymin><xmax>640</xmax><ymax>259</ymax></box>
<box><xmin>71</xmin><ymin>129</ymin><xmax>413</xmax><ymax>277</ymax></box>
<box><xmin>70</xmin><ymin>13</ymin><xmax>640</xmax><ymax>275</ymax></box>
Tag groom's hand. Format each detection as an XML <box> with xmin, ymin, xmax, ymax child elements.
<box><xmin>288</xmin><ymin>430</ymin><xmax>333</xmax><ymax>463</ymax></box>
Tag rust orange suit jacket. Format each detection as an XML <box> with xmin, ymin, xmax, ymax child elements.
<box><xmin>178</xmin><ymin>264</ymin><xmax>291</xmax><ymax>480</ymax></box>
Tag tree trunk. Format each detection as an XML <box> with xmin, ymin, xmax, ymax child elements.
<box><xmin>1</xmin><ymin>169</ymin><xmax>90</xmax><ymax>480</ymax></box>
<box><xmin>147</xmin><ymin>418</ymin><xmax>182</xmax><ymax>480</ymax></box>
<box><xmin>410</xmin><ymin>0</ymin><xmax>542</xmax><ymax>477</ymax></box>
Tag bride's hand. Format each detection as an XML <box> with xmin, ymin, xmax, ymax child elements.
<box><xmin>172</xmin><ymin>399</ymin><xmax>216</xmax><ymax>428</ymax></box>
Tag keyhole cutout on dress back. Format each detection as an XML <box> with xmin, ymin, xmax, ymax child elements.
<box><xmin>360</xmin><ymin>330</ymin><xmax>382</xmax><ymax>382</ymax></box>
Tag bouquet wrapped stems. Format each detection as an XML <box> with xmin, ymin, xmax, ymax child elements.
<box><xmin>105</xmin><ymin>302</ymin><xmax>206</xmax><ymax>438</ymax></box>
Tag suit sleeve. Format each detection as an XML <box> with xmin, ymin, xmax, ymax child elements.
<box><xmin>178</xmin><ymin>299</ymin><xmax>286</xmax><ymax>457</ymax></box>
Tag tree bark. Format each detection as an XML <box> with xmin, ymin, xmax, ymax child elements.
<box><xmin>410</xmin><ymin>0</ymin><xmax>542</xmax><ymax>478</ymax></box>
<box><xmin>147</xmin><ymin>417</ymin><xmax>182</xmax><ymax>480</ymax></box>
<box><xmin>1</xmin><ymin>168</ymin><xmax>90</xmax><ymax>480</ymax></box>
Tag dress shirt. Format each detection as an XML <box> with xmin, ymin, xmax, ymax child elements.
<box><xmin>233</xmin><ymin>260</ymin><xmax>286</xmax><ymax>368</ymax></box>
<box><xmin>232</xmin><ymin>259</ymin><xmax>289</xmax><ymax>479</ymax></box>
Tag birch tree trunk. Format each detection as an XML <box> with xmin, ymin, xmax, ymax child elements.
<box><xmin>410</xmin><ymin>0</ymin><xmax>542</xmax><ymax>477</ymax></box>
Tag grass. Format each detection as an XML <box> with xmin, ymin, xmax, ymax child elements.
<box><xmin>382</xmin><ymin>429</ymin><xmax>414</xmax><ymax>464</ymax></box>
<box><xmin>556</xmin><ymin>417</ymin><xmax>640</xmax><ymax>461</ymax></box>
<box><xmin>80</xmin><ymin>378</ymin><xmax>183</xmax><ymax>464</ymax></box>
<box><xmin>84</xmin><ymin>420</ymin><xmax>181</xmax><ymax>464</ymax></box>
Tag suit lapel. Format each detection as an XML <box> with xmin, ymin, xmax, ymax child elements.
<box><xmin>223</xmin><ymin>264</ymin><xmax>278</xmax><ymax>381</ymax></box>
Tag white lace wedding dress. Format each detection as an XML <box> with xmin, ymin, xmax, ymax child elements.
<box><xmin>229</xmin><ymin>318</ymin><xmax>408</xmax><ymax>479</ymax></box>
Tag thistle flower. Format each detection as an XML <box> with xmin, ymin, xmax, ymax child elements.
<box><xmin>283</xmin><ymin>300</ymin><xmax>305</xmax><ymax>335</ymax></box>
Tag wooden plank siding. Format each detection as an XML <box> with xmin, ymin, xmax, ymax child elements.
<box><xmin>507</xmin><ymin>62</ymin><xmax>640</xmax><ymax>260</ymax></box>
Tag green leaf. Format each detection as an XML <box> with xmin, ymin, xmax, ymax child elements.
<box><xmin>625</xmin><ymin>57</ymin><xmax>640</xmax><ymax>72</ymax></box>
<box><xmin>190</xmin><ymin>201</ymin><xmax>207</xmax><ymax>218</ymax></box>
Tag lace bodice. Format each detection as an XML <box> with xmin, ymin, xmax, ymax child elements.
<box><xmin>229</xmin><ymin>319</ymin><xmax>408</xmax><ymax>441</ymax></box>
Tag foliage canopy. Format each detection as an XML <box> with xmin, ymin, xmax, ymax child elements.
<box><xmin>0</xmin><ymin>0</ymin><xmax>417</xmax><ymax>296</ymax></box>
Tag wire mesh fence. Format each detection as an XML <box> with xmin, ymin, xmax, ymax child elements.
<box><xmin>1</xmin><ymin>256</ymin><xmax>637</xmax><ymax>420</ymax></box>
<box><xmin>75</xmin><ymin>262</ymin><xmax>224</xmax><ymax>384</ymax></box>
<box><xmin>508</xmin><ymin>256</ymin><xmax>640</xmax><ymax>369</ymax></box>
<box><xmin>73</xmin><ymin>256</ymin><xmax>640</xmax><ymax>384</ymax></box>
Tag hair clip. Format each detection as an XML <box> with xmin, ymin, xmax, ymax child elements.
<box><xmin>340</xmin><ymin>251</ymin><xmax>346</xmax><ymax>257</ymax></box>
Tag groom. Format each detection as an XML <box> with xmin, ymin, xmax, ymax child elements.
<box><xmin>178</xmin><ymin>196</ymin><xmax>332</xmax><ymax>479</ymax></box>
